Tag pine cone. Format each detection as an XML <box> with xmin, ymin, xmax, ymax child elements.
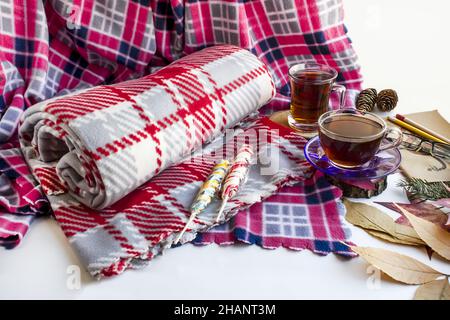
<box><xmin>356</xmin><ymin>88</ymin><xmax>377</xmax><ymax>112</ymax></box>
<box><xmin>377</xmin><ymin>89</ymin><xmax>398</xmax><ymax>112</ymax></box>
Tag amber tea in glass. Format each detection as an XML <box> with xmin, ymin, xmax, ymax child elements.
<box><xmin>288</xmin><ymin>63</ymin><xmax>346</xmax><ymax>137</ymax></box>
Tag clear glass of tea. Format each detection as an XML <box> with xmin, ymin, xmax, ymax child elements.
<box><xmin>288</xmin><ymin>63</ymin><xmax>346</xmax><ymax>137</ymax></box>
<box><xmin>318</xmin><ymin>109</ymin><xmax>403</xmax><ymax>169</ymax></box>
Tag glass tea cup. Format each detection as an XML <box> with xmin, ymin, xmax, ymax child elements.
<box><xmin>288</xmin><ymin>63</ymin><xmax>346</xmax><ymax>137</ymax></box>
<box><xmin>318</xmin><ymin>109</ymin><xmax>403</xmax><ymax>169</ymax></box>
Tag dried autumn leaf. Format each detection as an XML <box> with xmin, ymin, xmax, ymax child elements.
<box><xmin>366</xmin><ymin>230</ymin><xmax>422</xmax><ymax>246</ymax></box>
<box><xmin>377</xmin><ymin>201</ymin><xmax>450</xmax><ymax>231</ymax></box>
<box><xmin>396</xmin><ymin>204</ymin><xmax>450</xmax><ymax>261</ymax></box>
<box><xmin>350</xmin><ymin>246</ymin><xmax>443</xmax><ymax>284</ymax></box>
<box><xmin>344</xmin><ymin>200</ymin><xmax>425</xmax><ymax>245</ymax></box>
<box><xmin>414</xmin><ymin>278</ymin><xmax>450</xmax><ymax>300</ymax></box>
<box><xmin>392</xmin><ymin>224</ymin><xmax>425</xmax><ymax>246</ymax></box>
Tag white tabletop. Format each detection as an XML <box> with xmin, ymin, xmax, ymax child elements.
<box><xmin>1</xmin><ymin>0</ymin><xmax>449</xmax><ymax>299</ymax></box>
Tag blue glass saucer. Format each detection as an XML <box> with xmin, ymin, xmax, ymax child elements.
<box><xmin>304</xmin><ymin>136</ymin><xmax>402</xmax><ymax>180</ymax></box>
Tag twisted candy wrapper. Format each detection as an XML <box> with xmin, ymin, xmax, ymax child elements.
<box><xmin>221</xmin><ymin>144</ymin><xmax>254</xmax><ymax>200</ymax></box>
<box><xmin>175</xmin><ymin>159</ymin><xmax>230</xmax><ymax>243</ymax></box>
<box><xmin>191</xmin><ymin>160</ymin><xmax>230</xmax><ymax>214</ymax></box>
<box><xmin>215</xmin><ymin>144</ymin><xmax>253</xmax><ymax>222</ymax></box>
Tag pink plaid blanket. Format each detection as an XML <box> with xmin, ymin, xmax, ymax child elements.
<box><xmin>0</xmin><ymin>0</ymin><xmax>362</xmax><ymax>254</ymax></box>
<box><xmin>196</xmin><ymin>171</ymin><xmax>355</xmax><ymax>256</ymax></box>
<box><xmin>0</xmin><ymin>0</ymin><xmax>362</xmax><ymax>141</ymax></box>
<box><xmin>0</xmin><ymin>148</ymin><xmax>48</xmax><ymax>247</ymax></box>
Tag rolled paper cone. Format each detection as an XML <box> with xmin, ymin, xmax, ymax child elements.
<box><xmin>174</xmin><ymin>159</ymin><xmax>230</xmax><ymax>244</ymax></box>
<box><xmin>215</xmin><ymin>144</ymin><xmax>254</xmax><ymax>222</ymax></box>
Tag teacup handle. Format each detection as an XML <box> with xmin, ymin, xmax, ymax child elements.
<box><xmin>379</xmin><ymin>127</ymin><xmax>403</xmax><ymax>152</ymax></box>
<box><xmin>331</xmin><ymin>84</ymin><xmax>346</xmax><ymax>109</ymax></box>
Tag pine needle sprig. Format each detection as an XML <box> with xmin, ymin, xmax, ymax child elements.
<box><xmin>398</xmin><ymin>177</ymin><xmax>450</xmax><ymax>201</ymax></box>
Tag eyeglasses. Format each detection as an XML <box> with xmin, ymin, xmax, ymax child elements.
<box><xmin>401</xmin><ymin>132</ymin><xmax>450</xmax><ymax>159</ymax></box>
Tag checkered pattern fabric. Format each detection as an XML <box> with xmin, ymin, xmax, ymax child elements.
<box><xmin>183</xmin><ymin>0</ymin><xmax>362</xmax><ymax>110</ymax></box>
<box><xmin>0</xmin><ymin>148</ymin><xmax>48</xmax><ymax>247</ymax></box>
<box><xmin>0</xmin><ymin>0</ymin><xmax>362</xmax><ymax>249</ymax></box>
<box><xmin>194</xmin><ymin>171</ymin><xmax>355</xmax><ymax>256</ymax></box>
<box><xmin>20</xmin><ymin>46</ymin><xmax>317</xmax><ymax>278</ymax></box>
<box><xmin>26</xmin><ymin>116</ymin><xmax>314</xmax><ymax>278</ymax></box>
<box><xmin>0</xmin><ymin>0</ymin><xmax>362</xmax><ymax>144</ymax></box>
<box><xmin>20</xmin><ymin>45</ymin><xmax>275</xmax><ymax>209</ymax></box>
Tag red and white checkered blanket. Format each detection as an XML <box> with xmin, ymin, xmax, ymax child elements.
<box><xmin>20</xmin><ymin>45</ymin><xmax>275</xmax><ymax>209</ymax></box>
<box><xmin>19</xmin><ymin>45</ymin><xmax>315</xmax><ymax>278</ymax></box>
<box><xmin>30</xmin><ymin>117</ymin><xmax>313</xmax><ymax>278</ymax></box>
<box><xmin>1</xmin><ymin>0</ymin><xmax>363</xmax><ymax>256</ymax></box>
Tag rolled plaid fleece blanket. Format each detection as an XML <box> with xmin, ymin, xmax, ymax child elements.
<box><xmin>19</xmin><ymin>45</ymin><xmax>316</xmax><ymax>278</ymax></box>
<box><xmin>20</xmin><ymin>45</ymin><xmax>275</xmax><ymax>210</ymax></box>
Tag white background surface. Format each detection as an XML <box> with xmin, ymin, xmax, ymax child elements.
<box><xmin>1</xmin><ymin>0</ymin><xmax>449</xmax><ymax>299</ymax></box>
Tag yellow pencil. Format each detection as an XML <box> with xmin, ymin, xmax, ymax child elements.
<box><xmin>396</xmin><ymin>114</ymin><xmax>450</xmax><ymax>144</ymax></box>
<box><xmin>387</xmin><ymin>116</ymin><xmax>447</xmax><ymax>144</ymax></box>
